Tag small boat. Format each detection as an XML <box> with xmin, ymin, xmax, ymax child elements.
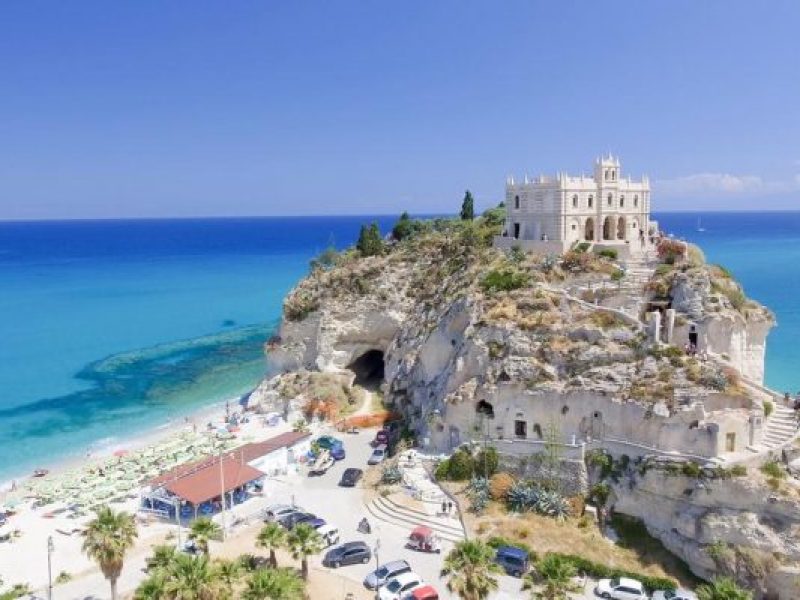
<box><xmin>32</xmin><ymin>469</ymin><xmax>49</xmax><ymax>478</ymax></box>
<box><xmin>696</xmin><ymin>217</ymin><xmax>706</xmax><ymax>232</ymax></box>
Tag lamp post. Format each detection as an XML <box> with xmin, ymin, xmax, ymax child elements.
<box><xmin>373</xmin><ymin>537</ymin><xmax>381</xmax><ymax>600</ymax></box>
<box><xmin>47</xmin><ymin>535</ymin><xmax>54</xmax><ymax>600</ymax></box>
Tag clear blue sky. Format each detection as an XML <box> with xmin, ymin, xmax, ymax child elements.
<box><xmin>1</xmin><ymin>1</ymin><xmax>799</xmax><ymax>219</ymax></box>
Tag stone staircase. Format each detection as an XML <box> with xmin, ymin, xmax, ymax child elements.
<box><xmin>757</xmin><ymin>404</ymin><xmax>799</xmax><ymax>451</ymax></box>
<box><xmin>365</xmin><ymin>494</ymin><xmax>466</xmax><ymax>543</ymax></box>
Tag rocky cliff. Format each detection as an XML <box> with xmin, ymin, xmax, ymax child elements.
<box><xmin>261</xmin><ymin>215</ymin><xmax>794</xmax><ymax>596</ymax></box>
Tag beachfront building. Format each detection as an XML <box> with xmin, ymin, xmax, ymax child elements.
<box><xmin>237</xmin><ymin>431</ymin><xmax>311</xmax><ymax>476</ymax></box>
<box><xmin>494</xmin><ymin>156</ymin><xmax>657</xmax><ymax>258</ymax></box>
<box><xmin>139</xmin><ymin>430</ymin><xmax>311</xmax><ymax>522</ymax></box>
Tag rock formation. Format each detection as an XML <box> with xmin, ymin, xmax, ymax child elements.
<box><xmin>260</xmin><ymin>215</ymin><xmax>796</xmax><ymax>596</ymax></box>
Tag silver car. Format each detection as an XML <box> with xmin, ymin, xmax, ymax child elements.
<box><xmin>364</xmin><ymin>559</ymin><xmax>411</xmax><ymax>589</ymax></box>
<box><xmin>262</xmin><ymin>504</ymin><xmax>302</xmax><ymax>522</ymax></box>
<box><xmin>368</xmin><ymin>444</ymin><xmax>388</xmax><ymax>465</ymax></box>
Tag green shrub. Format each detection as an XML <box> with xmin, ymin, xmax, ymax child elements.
<box><xmin>548</xmin><ymin>553</ymin><xmax>676</xmax><ymax>593</ymax></box>
<box><xmin>611</xmin><ymin>268</ymin><xmax>625</xmax><ymax>281</ymax></box>
<box><xmin>681</xmin><ymin>462</ymin><xmax>702</xmax><ymax>477</ymax></box>
<box><xmin>474</xmin><ymin>446</ymin><xmax>499</xmax><ymax>478</ymax></box>
<box><xmin>480</xmin><ymin>268</ymin><xmax>529</xmax><ymax>293</ymax></box>
<box><xmin>760</xmin><ymin>460</ymin><xmax>785</xmax><ymax>480</ymax></box>
<box><xmin>763</xmin><ymin>400</ymin><xmax>774</xmax><ymax>418</ymax></box>
<box><xmin>597</xmin><ymin>248</ymin><xmax>618</xmax><ymax>260</ymax></box>
<box><xmin>574</xmin><ymin>242</ymin><xmax>591</xmax><ymax>253</ymax></box>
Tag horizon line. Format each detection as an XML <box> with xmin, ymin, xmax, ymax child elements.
<box><xmin>2</xmin><ymin>208</ymin><xmax>800</xmax><ymax>224</ymax></box>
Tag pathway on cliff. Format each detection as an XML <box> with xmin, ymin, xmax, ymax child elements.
<box><xmin>752</xmin><ymin>403</ymin><xmax>800</xmax><ymax>452</ymax></box>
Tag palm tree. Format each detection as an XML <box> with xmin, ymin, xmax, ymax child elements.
<box><xmin>440</xmin><ymin>539</ymin><xmax>502</xmax><ymax>600</ymax></box>
<box><xmin>189</xmin><ymin>517</ymin><xmax>222</xmax><ymax>556</ymax></box>
<box><xmin>524</xmin><ymin>554</ymin><xmax>577</xmax><ymax>600</ymax></box>
<box><xmin>162</xmin><ymin>553</ymin><xmax>228</xmax><ymax>600</ymax></box>
<box><xmin>215</xmin><ymin>558</ymin><xmax>242</xmax><ymax>588</ymax></box>
<box><xmin>696</xmin><ymin>577</ymin><xmax>752</xmax><ymax>600</ymax></box>
<box><xmin>81</xmin><ymin>506</ymin><xmax>138</xmax><ymax>600</ymax></box>
<box><xmin>134</xmin><ymin>570</ymin><xmax>167</xmax><ymax>600</ymax></box>
<box><xmin>256</xmin><ymin>522</ymin><xmax>287</xmax><ymax>568</ymax></box>
<box><xmin>242</xmin><ymin>568</ymin><xmax>305</xmax><ymax>600</ymax></box>
<box><xmin>285</xmin><ymin>523</ymin><xmax>324</xmax><ymax>580</ymax></box>
<box><xmin>147</xmin><ymin>544</ymin><xmax>178</xmax><ymax>572</ymax></box>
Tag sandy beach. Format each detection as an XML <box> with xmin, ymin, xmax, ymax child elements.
<box><xmin>0</xmin><ymin>391</ymin><xmax>289</xmax><ymax>595</ymax></box>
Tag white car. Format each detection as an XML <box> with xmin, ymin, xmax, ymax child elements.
<box><xmin>652</xmin><ymin>590</ymin><xmax>697</xmax><ymax>600</ymax></box>
<box><xmin>315</xmin><ymin>523</ymin><xmax>340</xmax><ymax>547</ymax></box>
<box><xmin>378</xmin><ymin>571</ymin><xmax>423</xmax><ymax>600</ymax></box>
<box><xmin>368</xmin><ymin>444</ymin><xmax>388</xmax><ymax>465</ymax></box>
<box><xmin>595</xmin><ymin>577</ymin><xmax>647</xmax><ymax>600</ymax></box>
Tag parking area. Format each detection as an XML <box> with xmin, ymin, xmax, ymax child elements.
<box><xmin>255</xmin><ymin>427</ymin><xmax>521</xmax><ymax>599</ymax></box>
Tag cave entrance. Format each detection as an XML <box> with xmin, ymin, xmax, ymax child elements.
<box><xmin>347</xmin><ymin>350</ymin><xmax>385</xmax><ymax>388</ymax></box>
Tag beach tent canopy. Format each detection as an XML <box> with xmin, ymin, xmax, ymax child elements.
<box><xmin>164</xmin><ymin>458</ymin><xmax>263</xmax><ymax>506</ymax></box>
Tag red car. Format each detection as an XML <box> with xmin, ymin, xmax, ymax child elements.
<box><xmin>374</xmin><ymin>429</ymin><xmax>389</xmax><ymax>446</ymax></box>
<box><xmin>410</xmin><ymin>585</ymin><xmax>439</xmax><ymax>600</ymax></box>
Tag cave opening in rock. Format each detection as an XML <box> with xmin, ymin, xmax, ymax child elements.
<box><xmin>347</xmin><ymin>350</ymin><xmax>385</xmax><ymax>388</ymax></box>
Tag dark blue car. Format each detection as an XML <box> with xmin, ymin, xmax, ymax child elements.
<box><xmin>494</xmin><ymin>546</ymin><xmax>530</xmax><ymax>577</ymax></box>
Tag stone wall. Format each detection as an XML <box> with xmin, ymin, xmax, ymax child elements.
<box><xmin>497</xmin><ymin>452</ymin><xmax>588</xmax><ymax>497</ymax></box>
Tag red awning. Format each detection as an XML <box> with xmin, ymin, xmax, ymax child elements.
<box><xmin>164</xmin><ymin>458</ymin><xmax>263</xmax><ymax>505</ymax></box>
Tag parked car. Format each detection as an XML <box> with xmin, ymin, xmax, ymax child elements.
<box><xmin>316</xmin><ymin>435</ymin><xmax>343</xmax><ymax>451</ymax></box>
<box><xmin>652</xmin><ymin>590</ymin><xmax>698</xmax><ymax>600</ymax></box>
<box><xmin>378</xmin><ymin>572</ymin><xmax>423</xmax><ymax>600</ymax></box>
<box><xmin>308</xmin><ymin>517</ymin><xmax>327</xmax><ymax>529</ymax></box>
<box><xmin>406</xmin><ymin>586</ymin><xmax>438</xmax><ymax>600</ymax></box>
<box><xmin>262</xmin><ymin>504</ymin><xmax>302</xmax><ymax>522</ymax></box>
<box><xmin>374</xmin><ymin>429</ymin><xmax>389</xmax><ymax>446</ymax></box>
<box><xmin>364</xmin><ymin>559</ymin><xmax>412</xmax><ymax>590</ymax></box>
<box><xmin>330</xmin><ymin>444</ymin><xmax>346</xmax><ymax>460</ymax></box>
<box><xmin>323</xmin><ymin>541</ymin><xmax>372</xmax><ymax>568</ymax></box>
<box><xmin>595</xmin><ymin>577</ymin><xmax>647</xmax><ymax>600</ymax></box>
<box><xmin>278</xmin><ymin>511</ymin><xmax>317</xmax><ymax>530</ymax></box>
<box><xmin>315</xmin><ymin>523</ymin><xmax>340</xmax><ymax>547</ymax></box>
<box><xmin>494</xmin><ymin>545</ymin><xmax>530</xmax><ymax>577</ymax></box>
<box><xmin>339</xmin><ymin>467</ymin><xmax>363</xmax><ymax>487</ymax></box>
<box><xmin>368</xmin><ymin>444</ymin><xmax>388</xmax><ymax>465</ymax></box>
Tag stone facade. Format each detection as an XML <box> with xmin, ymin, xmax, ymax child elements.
<box><xmin>494</xmin><ymin>156</ymin><xmax>655</xmax><ymax>257</ymax></box>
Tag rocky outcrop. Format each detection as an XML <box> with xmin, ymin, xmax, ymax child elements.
<box><xmin>610</xmin><ymin>463</ymin><xmax>800</xmax><ymax>599</ymax></box>
<box><xmin>261</xmin><ymin>219</ymin><xmax>792</xmax><ymax>595</ymax></box>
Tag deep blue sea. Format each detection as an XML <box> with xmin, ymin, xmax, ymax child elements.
<box><xmin>0</xmin><ymin>212</ymin><xmax>798</xmax><ymax>481</ymax></box>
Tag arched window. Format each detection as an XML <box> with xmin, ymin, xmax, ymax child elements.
<box><xmin>620</xmin><ymin>195</ymin><xmax>625</xmax><ymax>208</ymax></box>
<box><xmin>572</xmin><ymin>194</ymin><xmax>578</xmax><ymax>208</ymax></box>
<box><xmin>607</xmin><ymin>193</ymin><xmax>613</xmax><ymax>207</ymax></box>
<box><xmin>604</xmin><ymin>170</ymin><xmax>609</xmax><ymax>181</ymax></box>
<box><xmin>514</xmin><ymin>195</ymin><xmax>520</xmax><ymax>209</ymax></box>
<box><xmin>611</xmin><ymin>170</ymin><xmax>616</xmax><ymax>181</ymax></box>
<box><xmin>634</xmin><ymin>195</ymin><xmax>639</xmax><ymax>207</ymax></box>
<box><xmin>588</xmin><ymin>195</ymin><xmax>593</xmax><ymax>209</ymax></box>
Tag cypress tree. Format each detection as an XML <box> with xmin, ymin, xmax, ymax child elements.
<box><xmin>460</xmin><ymin>190</ymin><xmax>475</xmax><ymax>221</ymax></box>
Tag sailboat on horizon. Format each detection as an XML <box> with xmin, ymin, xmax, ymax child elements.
<box><xmin>696</xmin><ymin>217</ymin><xmax>706</xmax><ymax>232</ymax></box>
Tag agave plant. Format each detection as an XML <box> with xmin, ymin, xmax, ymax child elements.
<box><xmin>467</xmin><ymin>476</ymin><xmax>490</xmax><ymax>514</ymax></box>
<box><xmin>535</xmin><ymin>490</ymin><xmax>570</xmax><ymax>520</ymax></box>
<box><xmin>507</xmin><ymin>481</ymin><xmax>540</xmax><ymax>512</ymax></box>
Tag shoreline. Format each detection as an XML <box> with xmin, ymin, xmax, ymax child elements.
<box><xmin>0</xmin><ymin>390</ymin><xmax>250</xmax><ymax>500</ymax></box>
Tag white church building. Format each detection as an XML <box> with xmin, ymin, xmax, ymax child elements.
<box><xmin>494</xmin><ymin>156</ymin><xmax>657</xmax><ymax>257</ymax></box>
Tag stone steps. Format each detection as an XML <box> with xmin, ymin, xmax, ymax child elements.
<box><xmin>365</xmin><ymin>495</ymin><xmax>465</xmax><ymax>543</ymax></box>
<box><xmin>757</xmin><ymin>407</ymin><xmax>799</xmax><ymax>450</ymax></box>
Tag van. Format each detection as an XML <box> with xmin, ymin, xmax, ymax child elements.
<box><xmin>494</xmin><ymin>545</ymin><xmax>530</xmax><ymax>577</ymax></box>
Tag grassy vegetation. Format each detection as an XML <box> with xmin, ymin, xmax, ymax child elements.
<box><xmin>454</xmin><ymin>488</ymin><xmax>699</xmax><ymax>589</ymax></box>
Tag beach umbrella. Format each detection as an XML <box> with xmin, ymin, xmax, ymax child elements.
<box><xmin>113</xmin><ymin>449</ymin><xmax>130</xmax><ymax>458</ymax></box>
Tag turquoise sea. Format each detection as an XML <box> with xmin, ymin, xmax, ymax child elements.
<box><xmin>0</xmin><ymin>212</ymin><xmax>798</xmax><ymax>482</ymax></box>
